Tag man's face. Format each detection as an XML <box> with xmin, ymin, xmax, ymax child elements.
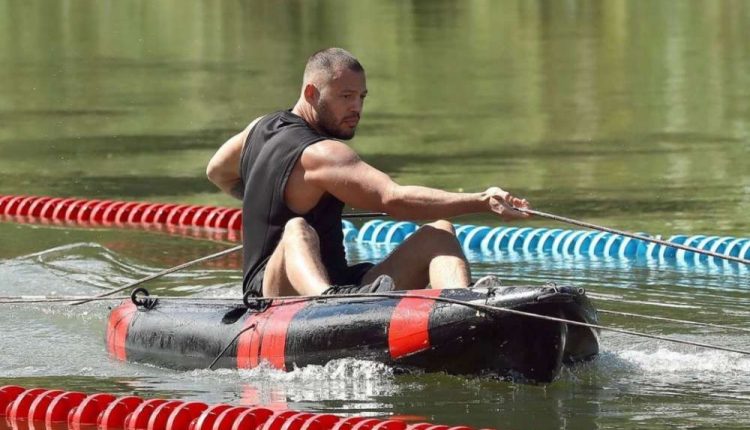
<box><xmin>314</xmin><ymin>68</ymin><xmax>367</xmax><ymax>140</ymax></box>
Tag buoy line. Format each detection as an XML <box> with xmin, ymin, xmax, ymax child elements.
<box><xmin>0</xmin><ymin>385</ymin><xmax>475</xmax><ymax>430</ymax></box>
<box><xmin>520</xmin><ymin>208</ymin><xmax>750</xmax><ymax>266</ymax></box>
<box><xmin>3</xmin><ymin>194</ymin><xmax>749</xmax><ymax>266</ymax></box>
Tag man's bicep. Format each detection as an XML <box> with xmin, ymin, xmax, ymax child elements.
<box><xmin>305</xmin><ymin>146</ymin><xmax>396</xmax><ymax>211</ymax></box>
<box><xmin>331</xmin><ymin>161</ymin><xmax>397</xmax><ymax>211</ymax></box>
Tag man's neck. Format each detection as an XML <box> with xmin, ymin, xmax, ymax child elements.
<box><xmin>291</xmin><ymin>100</ymin><xmax>324</xmax><ymax>135</ymax></box>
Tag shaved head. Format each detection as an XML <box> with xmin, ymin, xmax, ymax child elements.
<box><xmin>303</xmin><ymin>48</ymin><xmax>364</xmax><ymax>88</ymax></box>
<box><xmin>294</xmin><ymin>48</ymin><xmax>367</xmax><ymax>140</ymax></box>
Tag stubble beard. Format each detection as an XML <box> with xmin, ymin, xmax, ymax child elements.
<box><xmin>316</xmin><ymin>101</ymin><xmax>356</xmax><ymax>140</ymax></box>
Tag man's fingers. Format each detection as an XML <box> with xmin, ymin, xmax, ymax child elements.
<box><xmin>506</xmin><ymin>195</ymin><xmax>530</xmax><ymax>209</ymax></box>
<box><xmin>488</xmin><ymin>189</ymin><xmax>532</xmax><ymax>219</ymax></box>
<box><xmin>491</xmin><ymin>197</ymin><xmax>531</xmax><ymax>219</ymax></box>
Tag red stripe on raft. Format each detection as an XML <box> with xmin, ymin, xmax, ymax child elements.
<box><xmin>106</xmin><ymin>302</ymin><xmax>137</xmax><ymax>361</ymax></box>
<box><xmin>237</xmin><ymin>300</ymin><xmax>308</xmax><ymax>370</ymax></box>
<box><xmin>388</xmin><ymin>289</ymin><xmax>442</xmax><ymax>359</ymax></box>
<box><xmin>237</xmin><ymin>311</ymin><xmax>268</xmax><ymax>369</ymax></box>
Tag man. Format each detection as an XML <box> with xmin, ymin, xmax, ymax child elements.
<box><xmin>207</xmin><ymin>47</ymin><xmax>530</xmax><ymax>298</ymax></box>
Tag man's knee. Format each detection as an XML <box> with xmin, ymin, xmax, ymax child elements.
<box><xmin>426</xmin><ymin>219</ymin><xmax>456</xmax><ymax>235</ymax></box>
<box><xmin>412</xmin><ymin>220</ymin><xmax>459</xmax><ymax>248</ymax></box>
<box><xmin>282</xmin><ymin>217</ymin><xmax>318</xmax><ymax>243</ymax></box>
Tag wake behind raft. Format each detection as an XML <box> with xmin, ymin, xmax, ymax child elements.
<box><xmin>106</xmin><ymin>285</ymin><xmax>600</xmax><ymax>383</ymax></box>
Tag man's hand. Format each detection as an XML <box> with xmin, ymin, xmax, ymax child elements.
<box><xmin>483</xmin><ymin>187</ymin><xmax>531</xmax><ymax>220</ymax></box>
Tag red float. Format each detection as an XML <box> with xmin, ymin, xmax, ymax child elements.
<box><xmin>98</xmin><ymin>396</ymin><xmax>144</xmax><ymax>429</ymax></box>
<box><xmin>164</xmin><ymin>401</ymin><xmax>209</xmax><ymax>430</ymax></box>
<box><xmin>27</xmin><ymin>389</ymin><xmax>64</xmax><ymax>421</ymax></box>
<box><xmin>0</xmin><ymin>386</ymin><xmax>486</xmax><ymax>430</ymax></box>
<box><xmin>0</xmin><ymin>385</ymin><xmax>26</xmax><ymax>416</ymax></box>
<box><xmin>45</xmin><ymin>391</ymin><xmax>88</xmax><ymax>425</ymax></box>
<box><xmin>68</xmin><ymin>393</ymin><xmax>117</xmax><ymax>427</ymax></box>
<box><xmin>230</xmin><ymin>407</ymin><xmax>273</xmax><ymax>430</ymax></box>
<box><xmin>145</xmin><ymin>399</ymin><xmax>184</xmax><ymax>430</ymax></box>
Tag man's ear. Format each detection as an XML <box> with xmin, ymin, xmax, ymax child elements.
<box><xmin>303</xmin><ymin>83</ymin><xmax>319</xmax><ymax>104</ymax></box>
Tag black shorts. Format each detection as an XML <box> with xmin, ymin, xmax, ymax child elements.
<box><xmin>244</xmin><ymin>261</ymin><xmax>374</xmax><ymax>297</ymax></box>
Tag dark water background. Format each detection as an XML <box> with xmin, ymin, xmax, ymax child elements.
<box><xmin>1</xmin><ymin>1</ymin><xmax>749</xmax><ymax>428</ymax></box>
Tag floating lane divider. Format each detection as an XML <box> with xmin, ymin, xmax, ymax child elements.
<box><xmin>0</xmin><ymin>385</ymin><xmax>487</xmax><ymax>430</ymax></box>
<box><xmin>0</xmin><ymin>194</ymin><xmax>245</xmax><ymax>243</ymax></box>
<box><xmin>2</xmin><ymin>195</ymin><xmax>749</xmax><ymax>265</ymax></box>
<box><xmin>355</xmin><ymin>220</ymin><xmax>750</xmax><ymax>265</ymax></box>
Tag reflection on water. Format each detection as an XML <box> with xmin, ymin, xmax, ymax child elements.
<box><xmin>1</xmin><ymin>1</ymin><xmax>749</xmax><ymax>234</ymax></box>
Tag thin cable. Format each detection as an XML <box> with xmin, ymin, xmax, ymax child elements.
<box><xmin>343</xmin><ymin>211</ymin><xmax>388</xmax><ymax>219</ymax></box>
<box><xmin>391</xmin><ymin>293</ymin><xmax>750</xmax><ymax>356</ymax></box>
<box><xmin>199</xmin><ymin>292</ymin><xmax>750</xmax><ymax>358</ymax></box>
<box><xmin>68</xmin><ymin>244</ymin><xmax>242</xmax><ymax>306</ymax></box>
<box><xmin>62</xmin><ymin>212</ymin><xmax>382</xmax><ymax>306</ymax></box>
<box><xmin>520</xmin><ymin>208</ymin><xmax>750</xmax><ymax>266</ymax></box>
<box><xmin>588</xmin><ymin>293</ymin><xmax>703</xmax><ymax>310</ymax></box>
<box><xmin>4</xmin><ymin>290</ymin><xmax>749</xmax><ymax>355</ymax></box>
<box><xmin>208</xmin><ymin>323</ymin><xmax>256</xmax><ymax>370</ymax></box>
<box><xmin>0</xmin><ymin>295</ymin><xmax>246</xmax><ymax>304</ymax></box>
<box><xmin>3</xmin><ymin>293</ymin><xmax>749</xmax><ymax>334</ymax></box>
<box><xmin>598</xmin><ymin>309</ymin><xmax>750</xmax><ymax>333</ymax></box>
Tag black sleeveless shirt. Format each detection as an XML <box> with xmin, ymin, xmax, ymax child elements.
<box><xmin>239</xmin><ymin>110</ymin><xmax>348</xmax><ymax>292</ymax></box>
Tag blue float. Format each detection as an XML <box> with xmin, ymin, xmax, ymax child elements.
<box><xmin>343</xmin><ymin>219</ymin><xmax>750</xmax><ymax>265</ymax></box>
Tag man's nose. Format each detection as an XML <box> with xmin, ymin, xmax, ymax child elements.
<box><xmin>350</xmin><ymin>98</ymin><xmax>363</xmax><ymax>114</ymax></box>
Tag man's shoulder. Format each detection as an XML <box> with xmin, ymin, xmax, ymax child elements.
<box><xmin>244</xmin><ymin>115</ymin><xmax>266</xmax><ymax>133</ymax></box>
<box><xmin>301</xmin><ymin>139</ymin><xmax>359</xmax><ymax>168</ymax></box>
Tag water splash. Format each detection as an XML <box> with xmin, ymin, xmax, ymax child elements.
<box><xmin>618</xmin><ymin>348</ymin><xmax>750</xmax><ymax>374</ymax></box>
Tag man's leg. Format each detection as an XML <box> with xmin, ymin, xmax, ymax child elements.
<box><xmin>360</xmin><ymin>220</ymin><xmax>471</xmax><ymax>290</ymax></box>
<box><xmin>261</xmin><ymin>218</ymin><xmax>331</xmax><ymax>297</ymax></box>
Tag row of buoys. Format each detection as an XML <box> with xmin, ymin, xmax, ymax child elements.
<box><xmin>352</xmin><ymin>220</ymin><xmax>750</xmax><ymax>264</ymax></box>
<box><xmin>0</xmin><ymin>195</ymin><xmax>242</xmax><ymax>231</ymax></box>
<box><xmin>0</xmin><ymin>194</ymin><xmax>243</xmax><ymax>243</ymax></box>
<box><xmin>2</xmin><ymin>195</ymin><xmax>748</xmax><ymax>264</ymax></box>
<box><xmin>0</xmin><ymin>386</ymin><xmax>486</xmax><ymax>430</ymax></box>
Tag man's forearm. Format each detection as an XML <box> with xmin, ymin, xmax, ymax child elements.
<box><xmin>383</xmin><ymin>185</ymin><xmax>487</xmax><ymax>220</ymax></box>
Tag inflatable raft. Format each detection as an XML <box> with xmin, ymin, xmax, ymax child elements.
<box><xmin>106</xmin><ymin>285</ymin><xmax>599</xmax><ymax>383</ymax></box>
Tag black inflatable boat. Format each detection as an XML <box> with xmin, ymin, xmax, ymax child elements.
<box><xmin>106</xmin><ymin>285</ymin><xmax>599</xmax><ymax>382</ymax></box>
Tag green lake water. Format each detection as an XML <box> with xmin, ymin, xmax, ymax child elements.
<box><xmin>1</xmin><ymin>1</ymin><xmax>749</xmax><ymax>429</ymax></box>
